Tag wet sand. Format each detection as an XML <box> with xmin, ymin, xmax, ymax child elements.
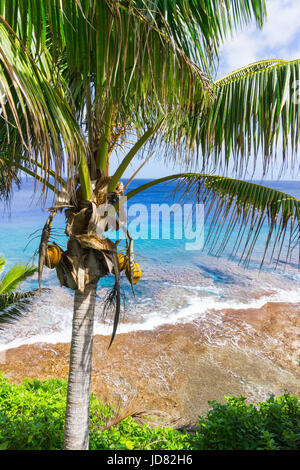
<box><xmin>1</xmin><ymin>301</ymin><xmax>300</xmax><ymax>425</ymax></box>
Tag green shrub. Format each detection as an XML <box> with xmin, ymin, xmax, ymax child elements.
<box><xmin>0</xmin><ymin>374</ymin><xmax>190</xmax><ymax>450</ymax></box>
<box><xmin>192</xmin><ymin>395</ymin><xmax>300</xmax><ymax>450</ymax></box>
<box><xmin>0</xmin><ymin>374</ymin><xmax>299</xmax><ymax>450</ymax></box>
<box><xmin>0</xmin><ymin>375</ymin><xmax>67</xmax><ymax>450</ymax></box>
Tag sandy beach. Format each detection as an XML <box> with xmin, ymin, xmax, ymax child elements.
<box><xmin>1</xmin><ymin>300</ymin><xmax>299</xmax><ymax>426</ymax></box>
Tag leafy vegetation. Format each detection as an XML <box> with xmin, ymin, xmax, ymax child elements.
<box><xmin>192</xmin><ymin>395</ymin><xmax>300</xmax><ymax>450</ymax></box>
<box><xmin>0</xmin><ymin>375</ymin><xmax>190</xmax><ymax>450</ymax></box>
<box><xmin>0</xmin><ymin>257</ymin><xmax>37</xmax><ymax>326</ymax></box>
<box><xmin>0</xmin><ymin>375</ymin><xmax>299</xmax><ymax>450</ymax></box>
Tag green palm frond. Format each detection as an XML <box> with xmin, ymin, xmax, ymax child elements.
<box><xmin>214</xmin><ymin>59</ymin><xmax>287</xmax><ymax>86</ymax></box>
<box><xmin>0</xmin><ymin>18</ymin><xmax>88</xmax><ymax>199</ymax></box>
<box><xmin>0</xmin><ymin>1</ymin><xmax>266</xmax><ymax>63</ymax></box>
<box><xmin>0</xmin><ymin>0</ymin><xmax>217</xmax><ymax>194</ymax></box>
<box><xmin>176</xmin><ymin>174</ymin><xmax>300</xmax><ymax>266</ymax></box>
<box><xmin>57</xmin><ymin>1</ymin><xmax>211</xmax><ymax>143</ymax></box>
<box><xmin>200</xmin><ymin>59</ymin><xmax>300</xmax><ymax>175</ymax></box>
<box><xmin>126</xmin><ymin>173</ymin><xmax>300</xmax><ymax>268</ymax></box>
<box><xmin>0</xmin><ymin>264</ymin><xmax>37</xmax><ymax>294</ymax></box>
<box><xmin>0</xmin><ymin>291</ymin><xmax>34</xmax><ymax>311</ymax></box>
<box><xmin>0</xmin><ymin>0</ymin><xmax>269</xmax><ymax>194</ymax></box>
<box><xmin>131</xmin><ymin>0</ymin><xmax>266</xmax><ymax>70</ymax></box>
<box><xmin>0</xmin><ymin>259</ymin><xmax>38</xmax><ymax>326</ymax></box>
<box><xmin>0</xmin><ymin>290</ymin><xmax>36</xmax><ymax>327</ymax></box>
<box><xmin>0</xmin><ymin>256</ymin><xmax>5</xmax><ymax>273</ymax></box>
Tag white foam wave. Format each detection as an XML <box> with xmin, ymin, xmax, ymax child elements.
<box><xmin>1</xmin><ymin>284</ymin><xmax>299</xmax><ymax>353</ymax></box>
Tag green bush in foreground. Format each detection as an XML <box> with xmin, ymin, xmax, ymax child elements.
<box><xmin>0</xmin><ymin>374</ymin><xmax>299</xmax><ymax>450</ymax></box>
<box><xmin>191</xmin><ymin>395</ymin><xmax>300</xmax><ymax>450</ymax></box>
<box><xmin>0</xmin><ymin>375</ymin><xmax>189</xmax><ymax>450</ymax></box>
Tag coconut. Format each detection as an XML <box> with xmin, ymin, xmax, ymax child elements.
<box><xmin>118</xmin><ymin>253</ymin><xmax>127</xmax><ymax>271</ymax></box>
<box><xmin>125</xmin><ymin>262</ymin><xmax>141</xmax><ymax>285</ymax></box>
<box><xmin>45</xmin><ymin>244</ymin><xmax>62</xmax><ymax>269</ymax></box>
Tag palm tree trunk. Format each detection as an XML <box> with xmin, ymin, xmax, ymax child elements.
<box><xmin>63</xmin><ymin>281</ymin><xmax>97</xmax><ymax>450</ymax></box>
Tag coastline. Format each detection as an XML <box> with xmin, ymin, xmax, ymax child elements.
<box><xmin>1</xmin><ymin>301</ymin><xmax>300</xmax><ymax>425</ymax></box>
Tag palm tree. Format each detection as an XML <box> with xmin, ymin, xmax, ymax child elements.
<box><xmin>1</xmin><ymin>0</ymin><xmax>300</xmax><ymax>450</ymax></box>
<box><xmin>0</xmin><ymin>257</ymin><xmax>37</xmax><ymax>326</ymax></box>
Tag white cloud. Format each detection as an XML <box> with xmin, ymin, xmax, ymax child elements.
<box><xmin>218</xmin><ymin>0</ymin><xmax>300</xmax><ymax>76</ymax></box>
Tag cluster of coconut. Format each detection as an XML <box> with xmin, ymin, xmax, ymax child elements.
<box><xmin>117</xmin><ymin>253</ymin><xmax>141</xmax><ymax>285</ymax></box>
<box><xmin>45</xmin><ymin>244</ymin><xmax>141</xmax><ymax>286</ymax></box>
<box><xmin>41</xmin><ymin>174</ymin><xmax>142</xmax><ymax>291</ymax></box>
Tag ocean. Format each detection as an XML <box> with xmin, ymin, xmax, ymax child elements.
<box><xmin>0</xmin><ymin>178</ymin><xmax>300</xmax><ymax>352</ymax></box>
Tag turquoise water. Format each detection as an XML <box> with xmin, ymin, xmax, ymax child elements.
<box><xmin>0</xmin><ymin>178</ymin><xmax>299</xmax><ymax>350</ymax></box>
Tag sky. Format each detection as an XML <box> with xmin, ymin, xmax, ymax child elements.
<box><xmin>110</xmin><ymin>0</ymin><xmax>300</xmax><ymax>180</ymax></box>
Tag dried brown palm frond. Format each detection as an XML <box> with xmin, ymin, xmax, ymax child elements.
<box><xmin>91</xmin><ymin>395</ymin><xmax>180</xmax><ymax>432</ymax></box>
<box><xmin>102</xmin><ymin>250</ymin><xmax>122</xmax><ymax>349</ymax></box>
<box><xmin>37</xmin><ymin>211</ymin><xmax>56</xmax><ymax>289</ymax></box>
<box><xmin>119</xmin><ymin>227</ymin><xmax>135</xmax><ymax>295</ymax></box>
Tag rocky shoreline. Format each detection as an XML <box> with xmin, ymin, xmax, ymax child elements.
<box><xmin>1</xmin><ymin>301</ymin><xmax>300</xmax><ymax>426</ymax></box>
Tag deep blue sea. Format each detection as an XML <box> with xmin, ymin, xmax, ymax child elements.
<box><xmin>0</xmin><ymin>178</ymin><xmax>300</xmax><ymax>351</ymax></box>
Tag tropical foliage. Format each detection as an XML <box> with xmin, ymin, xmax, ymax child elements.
<box><xmin>0</xmin><ymin>375</ymin><xmax>299</xmax><ymax>450</ymax></box>
<box><xmin>192</xmin><ymin>394</ymin><xmax>300</xmax><ymax>450</ymax></box>
<box><xmin>200</xmin><ymin>59</ymin><xmax>300</xmax><ymax>174</ymax></box>
<box><xmin>0</xmin><ymin>1</ymin><xmax>268</xmax><ymax>193</ymax></box>
<box><xmin>0</xmin><ymin>257</ymin><xmax>37</xmax><ymax>326</ymax></box>
<box><xmin>126</xmin><ymin>173</ymin><xmax>300</xmax><ymax>267</ymax></box>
